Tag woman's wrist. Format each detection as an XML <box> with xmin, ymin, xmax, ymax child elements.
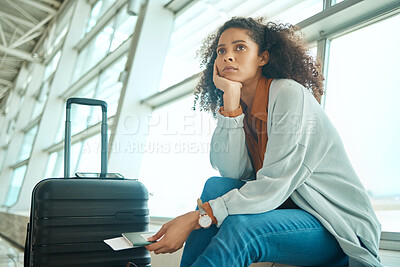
<box><xmin>190</xmin><ymin>210</ymin><xmax>202</xmax><ymax>230</ymax></box>
<box><xmin>223</xmin><ymin>85</ymin><xmax>241</xmax><ymax>112</ymax></box>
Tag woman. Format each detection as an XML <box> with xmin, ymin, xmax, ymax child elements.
<box><xmin>145</xmin><ymin>17</ymin><xmax>382</xmax><ymax>267</ymax></box>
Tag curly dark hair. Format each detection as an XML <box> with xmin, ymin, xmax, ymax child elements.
<box><xmin>193</xmin><ymin>17</ymin><xmax>324</xmax><ymax>116</ymax></box>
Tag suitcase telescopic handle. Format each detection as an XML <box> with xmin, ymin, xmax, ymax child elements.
<box><xmin>64</xmin><ymin>98</ymin><xmax>108</xmax><ymax>178</ymax></box>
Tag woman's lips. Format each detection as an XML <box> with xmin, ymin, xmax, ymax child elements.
<box><xmin>222</xmin><ymin>66</ymin><xmax>238</xmax><ymax>73</ymax></box>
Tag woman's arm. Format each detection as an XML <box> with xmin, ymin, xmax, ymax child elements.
<box><xmin>210</xmin><ymin>80</ymin><xmax>314</xmax><ymax>226</ymax></box>
<box><xmin>210</xmin><ymin>112</ymin><xmax>254</xmax><ymax>179</ymax></box>
<box><xmin>210</xmin><ymin>61</ymin><xmax>254</xmax><ymax>180</ymax></box>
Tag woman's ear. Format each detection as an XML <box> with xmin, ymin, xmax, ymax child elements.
<box><xmin>259</xmin><ymin>51</ymin><xmax>269</xmax><ymax>66</ymax></box>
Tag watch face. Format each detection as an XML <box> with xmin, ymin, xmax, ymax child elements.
<box><xmin>199</xmin><ymin>215</ymin><xmax>212</xmax><ymax>228</ymax></box>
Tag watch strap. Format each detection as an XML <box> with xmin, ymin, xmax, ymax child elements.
<box><xmin>202</xmin><ymin>202</ymin><xmax>218</xmax><ymax>225</ymax></box>
<box><xmin>197</xmin><ymin>198</ymin><xmax>207</xmax><ymax>215</ymax></box>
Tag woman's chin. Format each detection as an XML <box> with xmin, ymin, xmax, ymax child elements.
<box><xmin>221</xmin><ymin>73</ymin><xmax>241</xmax><ymax>82</ymax></box>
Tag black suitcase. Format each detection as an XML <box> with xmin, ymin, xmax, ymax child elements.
<box><xmin>24</xmin><ymin>98</ymin><xmax>151</xmax><ymax>267</ymax></box>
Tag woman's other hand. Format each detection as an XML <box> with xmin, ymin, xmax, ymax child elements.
<box><xmin>213</xmin><ymin>61</ymin><xmax>242</xmax><ymax>112</ymax></box>
<box><xmin>145</xmin><ymin>211</ymin><xmax>201</xmax><ymax>254</ymax></box>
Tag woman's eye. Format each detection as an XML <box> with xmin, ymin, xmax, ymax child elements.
<box><xmin>236</xmin><ymin>45</ymin><xmax>246</xmax><ymax>51</ymax></box>
<box><xmin>217</xmin><ymin>49</ymin><xmax>225</xmax><ymax>55</ymax></box>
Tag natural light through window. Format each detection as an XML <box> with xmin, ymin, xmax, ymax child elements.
<box><xmin>325</xmin><ymin>14</ymin><xmax>400</xmax><ymax>232</ymax></box>
<box><xmin>139</xmin><ymin>96</ymin><xmax>219</xmax><ymax>218</ymax></box>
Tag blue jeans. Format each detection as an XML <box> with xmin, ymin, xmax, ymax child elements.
<box><xmin>180</xmin><ymin>177</ymin><xmax>349</xmax><ymax>267</ymax></box>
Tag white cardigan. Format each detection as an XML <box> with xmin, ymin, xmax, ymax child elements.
<box><xmin>209</xmin><ymin>79</ymin><xmax>382</xmax><ymax>266</ymax></box>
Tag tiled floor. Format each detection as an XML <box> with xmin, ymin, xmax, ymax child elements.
<box><xmin>0</xmin><ymin>236</ymin><xmax>23</xmax><ymax>267</ymax></box>
<box><xmin>1</xmin><ymin>235</ymin><xmax>399</xmax><ymax>267</ymax></box>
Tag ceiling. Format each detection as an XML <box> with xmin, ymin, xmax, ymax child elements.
<box><xmin>0</xmin><ymin>0</ymin><xmax>64</xmax><ymax>109</ymax></box>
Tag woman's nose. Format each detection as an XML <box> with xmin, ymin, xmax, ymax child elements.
<box><xmin>224</xmin><ymin>56</ymin><xmax>234</xmax><ymax>62</ymax></box>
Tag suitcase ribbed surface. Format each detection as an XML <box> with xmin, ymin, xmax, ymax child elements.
<box><xmin>28</xmin><ymin>178</ymin><xmax>151</xmax><ymax>267</ymax></box>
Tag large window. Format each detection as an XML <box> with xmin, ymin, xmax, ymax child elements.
<box><xmin>48</xmin><ymin>51</ymin><xmax>126</xmax><ymax>178</ymax></box>
<box><xmin>43</xmin><ymin>50</ymin><xmax>61</xmax><ymax>81</ymax></box>
<box><xmin>139</xmin><ymin>96</ymin><xmax>219</xmax><ymax>218</ymax></box>
<box><xmin>0</xmin><ymin>149</ymin><xmax>6</xmax><ymax>173</ymax></box>
<box><xmin>94</xmin><ymin>55</ymin><xmax>127</xmax><ymax>116</ymax></box>
<box><xmin>324</xmin><ymin>14</ymin><xmax>400</xmax><ymax>232</ymax></box>
<box><xmin>2</xmin><ymin>116</ymin><xmax>17</xmax><ymax>147</ymax></box>
<box><xmin>73</xmin><ymin>4</ymin><xmax>137</xmax><ymax>82</ymax></box>
<box><xmin>84</xmin><ymin>0</ymin><xmax>115</xmax><ymax>36</ymax></box>
<box><xmin>55</xmin><ymin>55</ymin><xmax>127</xmax><ymax>143</ymax></box>
<box><xmin>331</xmin><ymin>0</ymin><xmax>345</xmax><ymax>5</ymax></box>
<box><xmin>158</xmin><ymin>0</ymin><xmax>323</xmax><ymax>91</ymax></box>
<box><xmin>73</xmin><ymin>20</ymin><xmax>115</xmax><ymax>82</ymax></box>
<box><xmin>43</xmin><ymin>0</ymin><xmax>72</xmax><ymax>58</ymax></box>
<box><xmin>44</xmin><ymin>149</ymin><xmax>64</xmax><ymax>178</ymax></box>
<box><xmin>45</xmin><ymin>133</ymin><xmax>111</xmax><ymax>178</ymax></box>
<box><xmin>54</xmin><ymin>80</ymin><xmax>97</xmax><ymax>143</ymax></box>
<box><xmin>18</xmin><ymin>124</ymin><xmax>39</xmax><ymax>162</ymax></box>
<box><xmin>110</xmin><ymin>6</ymin><xmax>137</xmax><ymax>52</ymax></box>
<box><xmin>3</xmin><ymin>165</ymin><xmax>27</xmax><ymax>207</ymax></box>
<box><xmin>18</xmin><ymin>75</ymin><xmax>31</xmax><ymax>111</ymax></box>
<box><xmin>31</xmin><ymin>51</ymin><xmax>61</xmax><ymax>121</ymax></box>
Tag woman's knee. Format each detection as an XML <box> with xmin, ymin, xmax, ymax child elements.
<box><xmin>200</xmin><ymin>176</ymin><xmax>245</xmax><ymax>203</ymax></box>
<box><xmin>200</xmin><ymin>177</ymin><xmax>223</xmax><ymax>202</ymax></box>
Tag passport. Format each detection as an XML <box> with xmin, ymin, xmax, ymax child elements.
<box><xmin>122</xmin><ymin>232</ymin><xmax>156</xmax><ymax>247</ymax></box>
<box><xmin>104</xmin><ymin>231</ymin><xmax>156</xmax><ymax>251</ymax></box>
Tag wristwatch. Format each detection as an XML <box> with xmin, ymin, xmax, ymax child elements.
<box><xmin>197</xmin><ymin>198</ymin><xmax>212</xmax><ymax>228</ymax></box>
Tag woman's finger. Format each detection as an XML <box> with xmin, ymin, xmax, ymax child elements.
<box><xmin>148</xmin><ymin>226</ymin><xmax>166</xmax><ymax>241</ymax></box>
<box><xmin>144</xmin><ymin>242</ymin><xmax>156</xmax><ymax>252</ymax></box>
<box><xmin>153</xmin><ymin>244</ymin><xmax>177</xmax><ymax>255</ymax></box>
<box><xmin>145</xmin><ymin>237</ymin><xmax>164</xmax><ymax>251</ymax></box>
<box><xmin>213</xmin><ymin>61</ymin><xmax>226</xmax><ymax>92</ymax></box>
<box><xmin>213</xmin><ymin>61</ymin><xmax>218</xmax><ymax>76</ymax></box>
<box><xmin>149</xmin><ymin>237</ymin><xmax>170</xmax><ymax>254</ymax></box>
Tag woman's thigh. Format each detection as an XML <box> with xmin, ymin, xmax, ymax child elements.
<box><xmin>192</xmin><ymin>209</ymin><xmax>348</xmax><ymax>267</ymax></box>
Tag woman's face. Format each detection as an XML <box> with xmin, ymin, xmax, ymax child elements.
<box><xmin>215</xmin><ymin>28</ymin><xmax>267</xmax><ymax>84</ymax></box>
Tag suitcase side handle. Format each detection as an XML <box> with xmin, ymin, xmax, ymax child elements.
<box><xmin>64</xmin><ymin>98</ymin><xmax>108</xmax><ymax>178</ymax></box>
